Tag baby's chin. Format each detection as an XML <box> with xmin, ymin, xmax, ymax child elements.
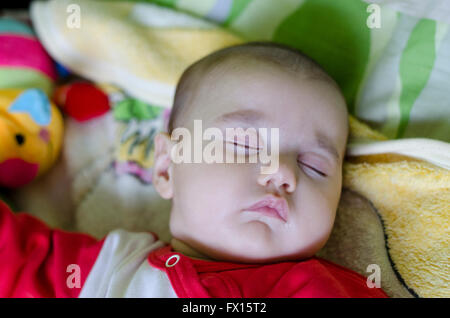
<box><xmin>171</xmin><ymin>215</ymin><xmax>332</xmax><ymax>264</ymax></box>
<box><xmin>206</xmin><ymin>246</ymin><xmax>319</xmax><ymax>264</ymax></box>
<box><xmin>196</xmin><ymin>236</ymin><xmax>323</xmax><ymax>264</ymax></box>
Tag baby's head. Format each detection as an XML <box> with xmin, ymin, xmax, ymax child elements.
<box><xmin>153</xmin><ymin>42</ymin><xmax>349</xmax><ymax>263</ymax></box>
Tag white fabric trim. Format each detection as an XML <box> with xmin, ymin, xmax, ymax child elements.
<box><xmin>346</xmin><ymin>138</ymin><xmax>450</xmax><ymax>170</ymax></box>
<box><xmin>79</xmin><ymin>229</ymin><xmax>177</xmax><ymax>298</ymax></box>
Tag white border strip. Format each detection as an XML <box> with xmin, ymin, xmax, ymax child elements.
<box><xmin>347</xmin><ymin>138</ymin><xmax>450</xmax><ymax>170</ymax></box>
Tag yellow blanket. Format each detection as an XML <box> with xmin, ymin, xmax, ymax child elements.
<box><xmin>317</xmin><ymin>116</ymin><xmax>450</xmax><ymax>298</ymax></box>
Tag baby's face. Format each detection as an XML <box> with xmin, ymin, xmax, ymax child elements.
<box><xmin>155</xmin><ymin>61</ymin><xmax>348</xmax><ymax>263</ymax></box>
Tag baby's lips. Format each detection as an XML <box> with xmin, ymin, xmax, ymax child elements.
<box><xmin>245</xmin><ymin>195</ymin><xmax>289</xmax><ymax>222</ymax></box>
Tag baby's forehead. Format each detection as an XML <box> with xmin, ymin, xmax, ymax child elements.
<box><xmin>194</xmin><ymin>58</ymin><xmax>342</xmax><ymax>109</ymax></box>
<box><xmin>199</xmin><ymin>54</ymin><xmax>294</xmax><ymax>84</ymax></box>
<box><xmin>203</xmin><ymin>66</ymin><xmax>346</xmax><ymax>137</ymax></box>
<box><xmin>180</xmin><ymin>52</ymin><xmax>347</xmax><ymax>129</ymax></box>
<box><xmin>195</xmin><ymin>54</ymin><xmax>340</xmax><ymax>100</ymax></box>
<box><xmin>192</xmin><ymin>60</ymin><xmax>293</xmax><ymax>107</ymax></box>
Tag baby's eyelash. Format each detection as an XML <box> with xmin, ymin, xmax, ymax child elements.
<box><xmin>227</xmin><ymin>141</ymin><xmax>260</xmax><ymax>150</ymax></box>
<box><xmin>297</xmin><ymin>160</ymin><xmax>327</xmax><ymax>177</ymax></box>
<box><xmin>226</xmin><ymin>141</ymin><xmax>261</xmax><ymax>156</ymax></box>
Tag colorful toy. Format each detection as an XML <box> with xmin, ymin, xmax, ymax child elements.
<box><xmin>0</xmin><ymin>88</ymin><xmax>63</xmax><ymax>188</ymax></box>
<box><xmin>0</xmin><ymin>18</ymin><xmax>57</xmax><ymax>95</ymax></box>
<box><xmin>53</xmin><ymin>82</ymin><xmax>110</xmax><ymax>122</ymax></box>
<box><xmin>0</xmin><ymin>18</ymin><xmax>63</xmax><ymax>189</ymax></box>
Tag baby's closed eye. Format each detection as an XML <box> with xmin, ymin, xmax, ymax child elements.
<box><xmin>225</xmin><ymin>131</ymin><xmax>261</xmax><ymax>155</ymax></box>
<box><xmin>297</xmin><ymin>154</ymin><xmax>332</xmax><ymax>178</ymax></box>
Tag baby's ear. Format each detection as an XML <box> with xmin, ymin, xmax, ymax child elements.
<box><xmin>152</xmin><ymin>132</ymin><xmax>174</xmax><ymax>200</ymax></box>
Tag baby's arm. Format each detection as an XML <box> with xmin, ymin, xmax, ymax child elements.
<box><xmin>0</xmin><ymin>200</ymin><xmax>105</xmax><ymax>297</ymax></box>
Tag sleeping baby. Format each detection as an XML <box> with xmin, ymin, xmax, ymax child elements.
<box><xmin>0</xmin><ymin>42</ymin><xmax>388</xmax><ymax>298</ymax></box>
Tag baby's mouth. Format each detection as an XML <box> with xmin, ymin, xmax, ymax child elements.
<box><xmin>243</xmin><ymin>195</ymin><xmax>289</xmax><ymax>222</ymax></box>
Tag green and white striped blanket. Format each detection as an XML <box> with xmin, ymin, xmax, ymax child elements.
<box><xmin>143</xmin><ymin>0</ymin><xmax>450</xmax><ymax>142</ymax></box>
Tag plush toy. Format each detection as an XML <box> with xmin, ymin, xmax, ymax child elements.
<box><xmin>0</xmin><ymin>18</ymin><xmax>63</xmax><ymax>189</ymax></box>
<box><xmin>0</xmin><ymin>88</ymin><xmax>63</xmax><ymax>188</ymax></box>
<box><xmin>0</xmin><ymin>17</ymin><xmax>57</xmax><ymax>94</ymax></box>
<box><xmin>53</xmin><ymin>81</ymin><xmax>110</xmax><ymax>122</ymax></box>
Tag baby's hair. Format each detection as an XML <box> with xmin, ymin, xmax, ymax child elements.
<box><xmin>168</xmin><ymin>41</ymin><xmax>341</xmax><ymax>134</ymax></box>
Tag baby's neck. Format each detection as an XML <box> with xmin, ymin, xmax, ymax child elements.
<box><xmin>170</xmin><ymin>238</ymin><xmax>213</xmax><ymax>261</ymax></box>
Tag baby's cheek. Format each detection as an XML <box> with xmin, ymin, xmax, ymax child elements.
<box><xmin>310</xmin><ymin>171</ymin><xmax>343</xmax><ymax>211</ymax></box>
<box><xmin>202</xmin><ymin>160</ymin><xmax>255</xmax><ymax>184</ymax></box>
<box><xmin>296</xmin><ymin>184</ymin><xmax>337</xmax><ymax>230</ymax></box>
<box><xmin>173</xmin><ymin>162</ymin><xmax>238</xmax><ymax>201</ymax></box>
<box><xmin>291</xmin><ymin>206</ymin><xmax>335</xmax><ymax>256</ymax></box>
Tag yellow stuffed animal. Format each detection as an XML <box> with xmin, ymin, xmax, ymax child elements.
<box><xmin>0</xmin><ymin>88</ymin><xmax>63</xmax><ymax>188</ymax></box>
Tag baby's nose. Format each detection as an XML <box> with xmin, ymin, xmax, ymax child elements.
<box><xmin>257</xmin><ymin>155</ymin><xmax>297</xmax><ymax>194</ymax></box>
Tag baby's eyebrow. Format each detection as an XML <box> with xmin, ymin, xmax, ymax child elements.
<box><xmin>213</xmin><ymin>109</ymin><xmax>266</xmax><ymax>125</ymax></box>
